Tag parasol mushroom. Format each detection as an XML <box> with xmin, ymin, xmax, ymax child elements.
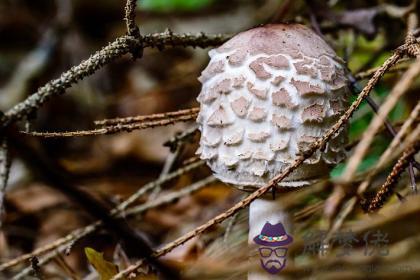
<box><xmin>196</xmin><ymin>24</ymin><xmax>349</xmax><ymax>278</ymax></box>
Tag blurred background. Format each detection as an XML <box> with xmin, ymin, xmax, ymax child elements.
<box><xmin>0</xmin><ymin>0</ymin><xmax>419</xmax><ymax>279</ymax></box>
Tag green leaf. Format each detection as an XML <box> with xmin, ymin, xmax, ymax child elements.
<box><xmin>85</xmin><ymin>247</ymin><xmax>119</xmax><ymax>280</ymax></box>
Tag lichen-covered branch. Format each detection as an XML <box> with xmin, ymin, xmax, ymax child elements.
<box><xmin>142</xmin><ymin>29</ymin><xmax>231</xmax><ymax>50</ymax></box>
<box><xmin>0</xmin><ymin>32</ymin><xmax>228</xmax><ymax>131</ymax></box>
<box><xmin>1</xmin><ymin>36</ymin><xmax>136</xmax><ymax>130</ymax></box>
<box><xmin>368</xmin><ymin>135</ymin><xmax>420</xmax><ymax>212</ymax></box>
<box><xmin>124</xmin><ymin>0</ymin><xmax>140</xmax><ymax>38</ymax></box>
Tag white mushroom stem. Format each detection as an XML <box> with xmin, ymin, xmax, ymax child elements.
<box><xmin>248</xmin><ymin>197</ymin><xmax>292</xmax><ymax>280</ymax></box>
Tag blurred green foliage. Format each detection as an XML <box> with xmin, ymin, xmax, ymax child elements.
<box><xmin>139</xmin><ymin>0</ymin><xmax>215</xmax><ymax>12</ymax></box>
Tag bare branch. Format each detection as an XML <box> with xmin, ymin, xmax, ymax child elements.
<box><xmin>125</xmin><ymin>176</ymin><xmax>216</xmax><ymax>216</ymax></box>
<box><xmin>23</xmin><ymin>113</ymin><xmax>198</xmax><ymax>138</ymax></box>
<box><xmin>0</xmin><ymin>137</ymin><xmax>11</xmax><ymax>227</ymax></box>
<box><xmin>368</xmin><ymin>133</ymin><xmax>420</xmax><ymax>212</ymax></box>
<box><xmin>349</xmin><ymin>102</ymin><xmax>420</xmax><ymax>199</ymax></box>
<box><xmin>341</xmin><ymin>57</ymin><xmax>420</xmax><ymax>184</ymax></box>
<box><xmin>95</xmin><ymin>107</ymin><xmax>199</xmax><ymax>126</ymax></box>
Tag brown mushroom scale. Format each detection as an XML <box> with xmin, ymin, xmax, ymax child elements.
<box><xmin>197</xmin><ymin>24</ymin><xmax>350</xmax><ymax>190</ymax></box>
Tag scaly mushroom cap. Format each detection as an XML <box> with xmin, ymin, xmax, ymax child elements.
<box><xmin>196</xmin><ymin>24</ymin><xmax>350</xmax><ymax>190</ymax></box>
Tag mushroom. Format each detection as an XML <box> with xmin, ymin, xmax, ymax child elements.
<box><xmin>196</xmin><ymin>24</ymin><xmax>349</xmax><ymax>278</ymax></box>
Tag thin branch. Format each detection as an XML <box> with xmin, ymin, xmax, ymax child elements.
<box><xmin>356</xmin><ymin>102</ymin><xmax>420</xmax><ymax>194</ymax></box>
<box><xmin>0</xmin><ymin>160</ymin><xmax>204</xmax><ymax>272</ymax></box>
<box><xmin>326</xmin><ymin>123</ymin><xmax>420</xmax><ymax>243</ymax></box>
<box><xmin>0</xmin><ymin>137</ymin><xmax>11</xmax><ymax>227</ymax></box>
<box><xmin>223</xmin><ymin>211</ymin><xmax>241</xmax><ymax>244</ymax></box>
<box><xmin>340</xmin><ymin>56</ymin><xmax>420</xmax><ymax>184</ymax></box>
<box><xmin>163</xmin><ymin>125</ymin><xmax>198</xmax><ymax>152</ymax></box>
<box><xmin>94</xmin><ymin>107</ymin><xmax>199</xmax><ymax>126</ymax></box>
<box><xmin>124</xmin><ymin>0</ymin><xmax>142</xmax><ymax>59</ymax></box>
<box><xmin>124</xmin><ymin>0</ymin><xmax>140</xmax><ymax>38</ymax></box>
<box><xmin>354</xmin><ymin>58</ymin><xmax>411</xmax><ymax>80</ymax></box>
<box><xmin>349</xmin><ymin>73</ymin><xmax>420</xmax><ymax>175</ymax></box>
<box><xmin>115</xmin><ymin>160</ymin><xmax>204</xmax><ymax>213</ymax></box>
<box><xmin>112</xmin><ymin>42</ymin><xmax>408</xmax><ymax>280</ymax></box>
<box><xmin>23</xmin><ymin>113</ymin><xmax>198</xmax><ymax>138</ymax></box>
<box><xmin>375</xmin><ymin>102</ymin><xmax>419</xmax><ymax>170</ymax></box>
<box><xmin>125</xmin><ymin>176</ymin><xmax>216</xmax><ymax>216</ymax></box>
<box><xmin>141</xmin><ymin>29</ymin><xmax>230</xmax><ymax>50</ymax></box>
<box><xmin>149</xmin><ymin>144</ymin><xmax>182</xmax><ymax>200</ymax></box>
<box><xmin>368</xmin><ymin>136</ymin><xmax>420</xmax><ymax>212</ymax></box>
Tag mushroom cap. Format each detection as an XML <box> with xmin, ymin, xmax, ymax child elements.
<box><xmin>196</xmin><ymin>24</ymin><xmax>349</xmax><ymax>189</ymax></box>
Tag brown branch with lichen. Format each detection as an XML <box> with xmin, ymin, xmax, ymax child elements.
<box><xmin>367</xmin><ymin>135</ymin><xmax>420</xmax><ymax>212</ymax></box>
<box><xmin>0</xmin><ymin>32</ymin><xmax>228</xmax><ymax>131</ymax></box>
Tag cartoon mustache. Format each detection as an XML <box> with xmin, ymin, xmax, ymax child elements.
<box><xmin>264</xmin><ymin>260</ymin><xmax>282</xmax><ymax>268</ymax></box>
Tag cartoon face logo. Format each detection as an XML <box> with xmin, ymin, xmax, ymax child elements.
<box><xmin>253</xmin><ymin>222</ymin><xmax>293</xmax><ymax>274</ymax></box>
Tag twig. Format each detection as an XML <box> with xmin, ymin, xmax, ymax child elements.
<box><xmin>366</xmin><ymin>102</ymin><xmax>420</xmax><ymax>183</ymax></box>
<box><xmin>0</xmin><ymin>32</ymin><xmax>229</xmax><ymax>131</ymax></box>
<box><xmin>368</xmin><ymin>136</ymin><xmax>420</xmax><ymax>212</ymax></box>
<box><xmin>125</xmin><ymin>176</ymin><xmax>216</xmax><ymax>216</ymax></box>
<box><xmin>141</xmin><ymin>29</ymin><xmax>230</xmax><ymax>50</ymax></box>
<box><xmin>326</xmin><ymin>124</ymin><xmax>420</xmax><ymax>242</ymax></box>
<box><xmin>124</xmin><ymin>0</ymin><xmax>140</xmax><ymax>39</ymax></box>
<box><xmin>23</xmin><ymin>113</ymin><xmax>198</xmax><ymax>138</ymax></box>
<box><xmin>0</xmin><ymin>160</ymin><xmax>204</xmax><ymax>271</ymax></box>
<box><xmin>111</xmin><ymin>41</ymin><xmax>407</xmax><ymax>280</ymax></box>
<box><xmin>149</xmin><ymin>145</ymin><xmax>182</xmax><ymax>200</ymax></box>
<box><xmin>349</xmin><ymin>74</ymin><xmax>420</xmax><ymax>176</ymax></box>
<box><xmin>354</xmin><ymin>102</ymin><xmax>420</xmax><ymax>197</ymax></box>
<box><xmin>53</xmin><ymin>252</ymin><xmax>80</xmax><ymax>280</ymax></box>
<box><xmin>340</xmin><ymin>56</ymin><xmax>420</xmax><ymax>184</ymax></box>
<box><xmin>0</xmin><ymin>137</ymin><xmax>11</xmax><ymax>227</ymax></box>
<box><xmin>115</xmin><ymin>160</ymin><xmax>204</xmax><ymax>213</ymax></box>
<box><xmin>223</xmin><ymin>211</ymin><xmax>240</xmax><ymax>244</ymax></box>
<box><xmin>94</xmin><ymin>107</ymin><xmax>199</xmax><ymax>126</ymax></box>
<box><xmin>354</xmin><ymin>59</ymin><xmax>411</xmax><ymax>80</ymax></box>
<box><xmin>164</xmin><ymin>125</ymin><xmax>198</xmax><ymax>152</ymax></box>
